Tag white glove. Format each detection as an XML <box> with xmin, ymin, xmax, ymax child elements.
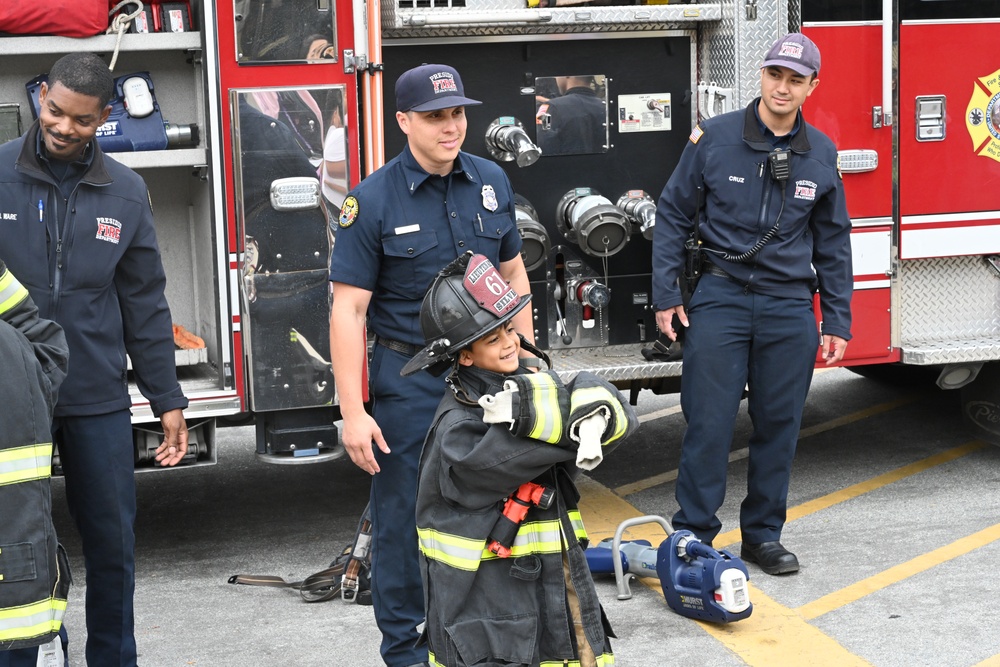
<box><xmin>570</xmin><ymin>409</ymin><xmax>609</xmax><ymax>471</ymax></box>
<box><xmin>478</xmin><ymin>382</ymin><xmax>519</xmax><ymax>427</ymax></box>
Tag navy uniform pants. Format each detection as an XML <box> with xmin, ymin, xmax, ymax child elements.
<box><xmin>0</xmin><ymin>410</ymin><xmax>137</xmax><ymax>667</ymax></box>
<box><xmin>673</xmin><ymin>274</ymin><xmax>818</xmax><ymax>545</ymax></box>
<box><xmin>368</xmin><ymin>343</ymin><xmax>447</xmax><ymax>667</ymax></box>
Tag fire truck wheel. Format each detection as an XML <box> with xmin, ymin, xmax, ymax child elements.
<box><xmin>960</xmin><ymin>362</ymin><xmax>1000</xmax><ymax>448</ymax></box>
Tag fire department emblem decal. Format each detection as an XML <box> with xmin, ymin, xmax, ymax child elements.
<box><xmin>965</xmin><ymin>67</ymin><xmax>1000</xmax><ymax>164</ymax></box>
<box><xmin>339</xmin><ymin>196</ymin><xmax>359</xmax><ymax>228</ymax></box>
<box><xmin>793</xmin><ymin>179</ymin><xmax>817</xmax><ymax>202</ymax></box>
<box><xmin>96</xmin><ymin>217</ymin><xmax>122</xmax><ymax>244</ymax></box>
<box><xmin>481</xmin><ymin>185</ymin><xmax>498</xmax><ymax>212</ymax></box>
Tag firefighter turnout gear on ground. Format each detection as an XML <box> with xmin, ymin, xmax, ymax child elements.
<box><xmin>0</xmin><ymin>261</ymin><xmax>71</xmax><ymax>650</ymax></box>
<box><xmin>416</xmin><ymin>364</ymin><xmax>638</xmax><ymax>667</ymax></box>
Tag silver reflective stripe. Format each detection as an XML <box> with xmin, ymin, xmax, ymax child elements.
<box><xmin>568</xmin><ymin>509</ymin><xmax>588</xmax><ymax>542</ymax></box>
<box><xmin>0</xmin><ymin>269</ymin><xmax>28</xmax><ymax>316</ymax></box>
<box><xmin>482</xmin><ymin>519</ymin><xmax>563</xmax><ymax>560</ymax></box>
<box><xmin>0</xmin><ymin>444</ymin><xmax>53</xmax><ymax>487</ymax></box>
<box><xmin>570</xmin><ymin>386</ymin><xmax>629</xmax><ymax>443</ymax></box>
<box><xmin>0</xmin><ymin>597</ymin><xmax>67</xmax><ymax>642</ymax></box>
<box><xmin>522</xmin><ymin>375</ymin><xmax>564</xmax><ymax>443</ymax></box>
<box><xmin>418</xmin><ymin>527</ymin><xmax>484</xmax><ymax>572</ymax></box>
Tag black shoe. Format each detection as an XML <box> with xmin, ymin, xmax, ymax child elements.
<box><xmin>740</xmin><ymin>541</ymin><xmax>799</xmax><ymax>575</ymax></box>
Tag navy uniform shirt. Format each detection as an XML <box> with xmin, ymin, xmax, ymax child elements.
<box><xmin>652</xmin><ymin>100</ymin><xmax>852</xmax><ymax>340</ymax></box>
<box><xmin>537</xmin><ymin>86</ymin><xmax>606</xmax><ymax>155</ymax></box>
<box><xmin>330</xmin><ymin>144</ymin><xmax>523</xmax><ymax>345</ymax></box>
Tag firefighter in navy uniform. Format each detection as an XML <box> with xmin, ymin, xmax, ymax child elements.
<box><xmin>651</xmin><ymin>33</ymin><xmax>852</xmax><ymax>575</ymax></box>
<box><xmin>328</xmin><ymin>65</ymin><xmax>533</xmax><ymax>666</ymax></box>
<box><xmin>400</xmin><ymin>252</ymin><xmax>638</xmax><ymax>667</ymax></box>
<box><xmin>0</xmin><ymin>53</ymin><xmax>189</xmax><ymax>667</ymax></box>
<box><xmin>0</xmin><ymin>260</ymin><xmax>70</xmax><ymax>654</ymax></box>
<box><xmin>536</xmin><ymin>75</ymin><xmax>606</xmax><ymax>155</ymax></box>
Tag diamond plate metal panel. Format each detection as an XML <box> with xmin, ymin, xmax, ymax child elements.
<box><xmin>549</xmin><ymin>344</ymin><xmax>682</xmax><ymax>382</ymax></box>
<box><xmin>698</xmin><ymin>0</ymin><xmax>786</xmax><ymax>110</ymax></box>
<box><xmin>698</xmin><ymin>1</ymin><xmax>737</xmax><ymax>91</ymax></box>
<box><xmin>382</xmin><ymin>1</ymin><xmax>721</xmax><ymax>37</ymax></box>
<box><xmin>899</xmin><ymin>257</ymin><xmax>1000</xmax><ymax>364</ymax></box>
<box><xmin>787</xmin><ymin>0</ymin><xmax>800</xmax><ymax>32</ymax></box>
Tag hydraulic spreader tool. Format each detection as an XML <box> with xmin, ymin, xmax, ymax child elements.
<box><xmin>585</xmin><ymin>516</ymin><xmax>752</xmax><ymax>623</ymax></box>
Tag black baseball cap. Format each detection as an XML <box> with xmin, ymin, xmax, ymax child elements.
<box><xmin>395</xmin><ymin>64</ymin><xmax>482</xmax><ymax>112</ymax></box>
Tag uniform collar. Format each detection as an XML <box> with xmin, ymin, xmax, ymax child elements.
<box><xmin>400</xmin><ymin>143</ymin><xmax>478</xmax><ymax>196</ymax></box>
<box><xmin>563</xmin><ymin>86</ymin><xmax>598</xmax><ymax>98</ymax></box>
<box><xmin>743</xmin><ymin>98</ymin><xmax>811</xmax><ymax>153</ymax></box>
<box><xmin>17</xmin><ymin>120</ymin><xmax>113</xmax><ymax>186</ymax></box>
<box><xmin>450</xmin><ymin>364</ymin><xmax>514</xmax><ymax>401</ymax></box>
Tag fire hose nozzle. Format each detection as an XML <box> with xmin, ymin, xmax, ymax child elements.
<box><xmin>617</xmin><ymin>190</ymin><xmax>656</xmax><ymax>241</ymax></box>
<box><xmin>486</xmin><ymin>117</ymin><xmax>541</xmax><ymax>168</ymax></box>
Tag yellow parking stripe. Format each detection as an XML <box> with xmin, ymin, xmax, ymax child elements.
<box><xmin>797</xmin><ymin>521</ymin><xmax>1000</xmax><ymax>620</ymax></box>
<box><xmin>616</xmin><ymin>393</ymin><xmax>922</xmax><ymax>498</ymax></box>
<box><xmin>697</xmin><ymin>585</ymin><xmax>873</xmax><ymax>667</ymax></box>
<box><xmin>713</xmin><ymin>441</ymin><xmax>987</xmax><ymax>549</ymax></box>
<box><xmin>577</xmin><ymin>476</ymin><xmax>871</xmax><ymax>667</ymax></box>
<box><xmin>795</xmin><ymin>395</ymin><xmax>919</xmax><ymax>439</ymax></box>
<box><xmin>613</xmin><ymin>448</ymin><xmax>747</xmax><ymax>498</ymax></box>
<box><xmin>973</xmin><ymin>655</ymin><xmax>1000</xmax><ymax>667</ymax></box>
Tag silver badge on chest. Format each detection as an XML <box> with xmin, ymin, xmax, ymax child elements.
<box><xmin>481</xmin><ymin>184</ymin><xmax>498</xmax><ymax>212</ymax></box>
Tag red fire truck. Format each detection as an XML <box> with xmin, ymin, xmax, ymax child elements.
<box><xmin>1</xmin><ymin>0</ymin><xmax>997</xmax><ymax>471</ymax></box>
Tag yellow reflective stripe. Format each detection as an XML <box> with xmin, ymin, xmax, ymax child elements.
<box><xmin>0</xmin><ymin>268</ymin><xmax>29</xmax><ymax>316</ymax></box>
<box><xmin>0</xmin><ymin>597</ymin><xmax>67</xmax><ymax>642</ymax></box>
<box><xmin>524</xmin><ymin>375</ymin><xmax>563</xmax><ymax>443</ymax></box>
<box><xmin>481</xmin><ymin>519</ymin><xmax>564</xmax><ymax>560</ymax></box>
<box><xmin>0</xmin><ymin>444</ymin><xmax>53</xmax><ymax>487</ymax></box>
<box><xmin>567</xmin><ymin>509</ymin><xmax>588</xmax><ymax>542</ymax></box>
<box><xmin>571</xmin><ymin>386</ymin><xmax>629</xmax><ymax>444</ymax></box>
<box><xmin>418</xmin><ymin>527</ymin><xmax>484</xmax><ymax>572</ymax></box>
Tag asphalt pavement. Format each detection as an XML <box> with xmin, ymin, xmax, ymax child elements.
<box><xmin>47</xmin><ymin>367</ymin><xmax>1000</xmax><ymax>666</ymax></box>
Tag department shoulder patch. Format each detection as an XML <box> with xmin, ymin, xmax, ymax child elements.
<box><xmin>339</xmin><ymin>196</ymin><xmax>359</xmax><ymax>228</ymax></box>
<box><xmin>689</xmin><ymin>125</ymin><xmax>705</xmax><ymax>144</ymax></box>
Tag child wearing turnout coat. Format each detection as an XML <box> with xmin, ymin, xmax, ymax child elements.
<box><xmin>401</xmin><ymin>252</ymin><xmax>639</xmax><ymax>667</ymax></box>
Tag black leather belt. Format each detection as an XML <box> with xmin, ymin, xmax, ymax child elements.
<box><xmin>702</xmin><ymin>263</ymin><xmax>735</xmax><ymax>281</ymax></box>
<box><xmin>375</xmin><ymin>335</ymin><xmax>422</xmax><ymax>357</ymax></box>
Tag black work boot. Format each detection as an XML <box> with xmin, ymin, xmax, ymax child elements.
<box><xmin>740</xmin><ymin>541</ymin><xmax>799</xmax><ymax>575</ymax></box>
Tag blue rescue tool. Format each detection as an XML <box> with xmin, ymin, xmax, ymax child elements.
<box><xmin>585</xmin><ymin>515</ymin><xmax>752</xmax><ymax>623</ymax></box>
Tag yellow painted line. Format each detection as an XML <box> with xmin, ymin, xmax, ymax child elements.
<box><xmin>638</xmin><ymin>403</ymin><xmax>682</xmax><ymax>425</ymax></box>
<box><xmin>616</xmin><ymin>393</ymin><xmax>922</xmax><ymax>498</ymax></box>
<box><xmin>713</xmin><ymin>441</ymin><xmax>987</xmax><ymax>549</ymax></box>
<box><xmin>797</xmin><ymin>521</ymin><xmax>1000</xmax><ymax>620</ymax></box>
<box><xmin>613</xmin><ymin>448</ymin><xmax>747</xmax><ymax>498</ymax></box>
<box><xmin>577</xmin><ymin>476</ymin><xmax>873</xmax><ymax>667</ymax></box>
<box><xmin>796</xmin><ymin>395</ymin><xmax>919</xmax><ymax>439</ymax></box>
<box><xmin>578</xmin><ymin>475</ymin><xmax>673</xmax><ymax>545</ymax></box>
<box><xmin>973</xmin><ymin>654</ymin><xmax>1000</xmax><ymax>667</ymax></box>
<box><xmin>698</xmin><ymin>585</ymin><xmax>873</xmax><ymax>667</ymax></box>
